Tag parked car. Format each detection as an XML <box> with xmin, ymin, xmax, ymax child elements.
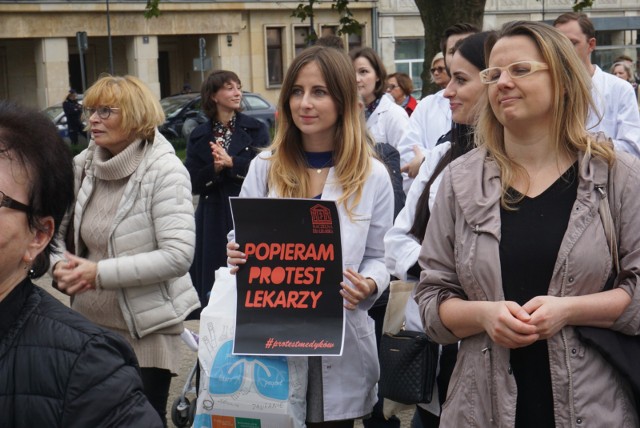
<box><xmin>42</xmin><ymin>96</ymin><xmax>86</xmax><ymax>144</ymax></box>
<box><xmin>158</xmin><ymin>91</ymin><xmax>276</xmax><ymax>141</ymax></box>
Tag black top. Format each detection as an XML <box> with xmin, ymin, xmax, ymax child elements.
<box><xmin>500</xmin><ymin>162</ymin><xmax>578</xmax><ymax>428</ymax></box>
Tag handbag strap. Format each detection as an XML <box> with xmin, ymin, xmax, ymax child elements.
<box><xmin>595</xmin><ymin>182</ymin><xmax>619</xmax><ymax>275</ymax></box>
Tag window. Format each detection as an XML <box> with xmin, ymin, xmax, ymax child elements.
<box><xmin>593</xmin><ymin>29</ymin><xmax>640</xmax><ymax>72</ymax></box>
<box><xmin>294</xmin><ymin>26</ymin><xmax>312</xmax><ymax>56</ymax></box>
<box><xmin>243</xmin><ymin>94</ymin><xmax>271</xmax><ymax>110</ymax></box>
<box><xmin>266</xmin><ymin>27</ymin><xmax>284</xmax><ymax>86</ymax></box>
<box><xmin>394</xmin><ymin>38</ymin><xmax>425</xmax><ymax>92</ymax></box>
<box><xmin>348</xmin><ymin>32</ymin><xmax>363</xmax><ymax>52</ymax></box>
<box><xmin>321</xmin><ymin>25</ymin><xmax>338</xmax><ymax>37</ymax></box>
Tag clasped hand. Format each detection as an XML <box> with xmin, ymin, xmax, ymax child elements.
<box><xmin>52</xmin><ymin>251</ymin><xmax>98</xmax><ymax>295</ymax></box>
<box><xmin>484</xmin><ymin>296</ymin><xmax>569</xmax><ymax>349</ymax></box>
<box><xmin>226</xmin><ymin>242</ymin><xmax>376</xmax><ymax>310</ymax></box>
<box><xmin>210</xmin><ymin>141</ymin><xmax>233</xmax><ymax>173</ymax></box>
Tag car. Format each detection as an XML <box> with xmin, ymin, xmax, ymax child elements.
<box><xmin>158</xmin><ymin>91</ymin><xmax>276</xmax><ymax>141</ymax></box>
<box><xmin>42</xmin><ymin>95</ymin><xmax>87</xmax><ymax>144</ymax></box>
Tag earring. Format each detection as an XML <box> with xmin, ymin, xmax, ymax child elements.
<box><xmin>24</xmin><ymin>257</ymin><xmax>34</xmax><ymax>278</ymax></box>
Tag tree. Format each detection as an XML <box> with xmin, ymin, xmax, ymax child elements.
<box><xmin>416</xmin><ymin>0</ymin><xmax>486</xmax><ymax>96</ymax></box>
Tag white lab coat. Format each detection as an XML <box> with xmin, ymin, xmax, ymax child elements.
<box><xmin>366</xmin><ymin>93</ymin><xmax>409</xmax><ymax>150</ymax></box>
<box><xmin>235</xmin><ymin>152</ymin><xmax>394</xmax><ymax>421</ymax></box>
<box><xmin>396</xmin><ymin>90</ymin><xmax>451</xmax><ymax>192</ymax></box>
<box><xmin>589</xmin><ymin>65</ymin><xmax>640</xmax><ymax>158</ymax></box>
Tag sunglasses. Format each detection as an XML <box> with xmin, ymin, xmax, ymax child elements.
<box><xmin>480</xmin><ymin>61</ymin><xmax>549</xmax><ymax>85</ymax></box>
<box><xmin>430</xmin><ymin>66</ymin><xmax>446</xmax><ymax>74</ymax></box>
<box><xmin>83</xmin><ymin>106</ymin><xmax>120</xmax><ymax>120</ymax></box>
<box><xmin>0</xmin><ymin>190</ymin><xmax>30</xmax><ymax>213</ymax></box>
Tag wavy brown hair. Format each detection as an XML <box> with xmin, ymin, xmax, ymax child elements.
<box><xmin>200</xmin><ymin>70</ymin><xmax>242</xmax><ymax>120</ymax></box>
<box><xmin>268</xmin><ymin>45</ymin><xmax>373</xmax><ymax>218</ymax></box>
<box><xmin>349</xmin><ymin>47</ymin><xmax>387</xmax><ymax>100</ymax></box>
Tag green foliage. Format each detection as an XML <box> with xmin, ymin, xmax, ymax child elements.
<box><xmin>572</xmin><ymin>0</ymin><xmax>595</xmax><ymax>11</ymax></box>
<box><xmin>332</xmin><ymin>0</ymin><xmax>364</xmax><ymax>35</ymax></box>
<box><xmin>292</xmin><ymin>0</ymin><xmax>319</xmax><ymax>42</ymax></box>
<box><xmin>292</xmin><ymin>0</ymin><xmax>317</xmax><ymax>23</ymax></box>
<box><xmin>292</xmin><ymin>0</ymin><xmax>364</xmax><ymax>37</ymax></box>
<box><xmin>69</xmin><ymin>140</ymin><xmax>89</xmax><ymax>157</ymax></box>
<box><xmin>170</xmin><ymin>136</ymin><xmax>187</xmax><ymax>150</ymax></box>
<box><xmin>144</xmin><ymin>0</ymin><xmax>161</xmax><ymax>19</ymax></box>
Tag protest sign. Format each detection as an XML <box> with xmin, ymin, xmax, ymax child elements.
<box><xmin>230</xmin><ymin>197</ymin><xmax>344</xmax><ymax>356</ymax></box>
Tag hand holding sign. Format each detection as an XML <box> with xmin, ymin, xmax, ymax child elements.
<box><xmin>226</xmin><ymin>241</ymin><xmax>245</xmax><ymax>274</ymax></box>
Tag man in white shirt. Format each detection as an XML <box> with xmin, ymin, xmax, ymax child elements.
<box><xmin>554</xmin><ymin>12</ymin><xmax>640</xmax><ymax>158</ymax></box>
<box><xmin>397</xmin><ymin>23</ymin><xmax>479</xmax><ymax>192</ymax></box>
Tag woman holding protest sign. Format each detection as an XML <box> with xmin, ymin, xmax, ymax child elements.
<box><xmin>227</xmin><ymin>45</ymin><xmax>394</xmax><ymax>427</ymax></box>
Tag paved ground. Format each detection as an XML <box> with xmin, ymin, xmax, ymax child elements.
<box><xmin>36</xmin><ymin>275</ymin><xmax>415</xmax><ymax>427</ymax></box>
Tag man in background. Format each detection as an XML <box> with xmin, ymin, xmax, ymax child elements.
<box><xmin>554</xmin><ymin>12</ymin><xmax>640</xmax><ymax>157</ymax></box>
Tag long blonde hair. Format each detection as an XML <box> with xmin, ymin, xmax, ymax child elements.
<box><xmin>476</xmin><ymin>21</ymin><xmax>615</xmax><ymax>207</ymax></box>
<box><xmin>267</xmin><ymin>45</ymin><xmax>373</xmax><ymax>217</ymax></box>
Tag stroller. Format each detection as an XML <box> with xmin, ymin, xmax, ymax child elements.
<box><xmin>170</xmin><ymin>328</ymin><xmax>200</xmax><ymax>428</ymax></box>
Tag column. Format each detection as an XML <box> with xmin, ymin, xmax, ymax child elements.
<box><xmin>35</xmin><ymin>37</ymin><xmax>69</xmax><ymax>108</ymax></box>
<box><xmin>126</xmin><ymin>35</ymin><xmax>160</xmax><ymax>98</ymax></box>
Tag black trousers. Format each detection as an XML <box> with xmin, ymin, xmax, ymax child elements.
<box><xmin>140</xmin><ymin>367</ymin><xmax>172</xmax><ymax>427</ymax></box>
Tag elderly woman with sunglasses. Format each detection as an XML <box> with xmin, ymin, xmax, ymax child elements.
<box><xmin>429</xmin><ymin>52</ymin><xmax>450</xmax><ymax>89</ymax></box>
<box><xmin>416</xmin><ymin>21</ymin><xmax>640</xmax><ymax>427</ymax></box>
<box><xmin>51</xmin><ymin>75</ymin><xmax>200</xmax><ymax>426</ymax></box>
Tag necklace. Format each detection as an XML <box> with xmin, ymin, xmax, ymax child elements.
<box><xmin>304</xmin><ymin>151</ymin><xmax>334</xmax><ymax>174</ymax></box>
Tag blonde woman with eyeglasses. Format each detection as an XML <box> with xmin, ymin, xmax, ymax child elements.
<box><xmin>429</xmin><ymin>52</ymin><xmax>450</xmax><ymax>89</ymax></box>
<box><xmin>416</xmin><ymin>21</ymin><xmax>640</xmax><ymax>426</ymax></box>
<box><xmin>51</xmin><ymin>75</ymin><xmax>200</xmax><ymax>426</ymax></box>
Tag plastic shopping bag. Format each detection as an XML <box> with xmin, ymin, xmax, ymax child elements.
<box><xmin>193</xmin><ymin>267</ymin><xmax>308</xmax><ymax>428</ymax></box>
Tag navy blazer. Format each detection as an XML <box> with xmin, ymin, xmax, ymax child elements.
<box><xmin>184</xmin><ymin>112</ymin><xmax>270</xmax><ymax>308</ymax></box>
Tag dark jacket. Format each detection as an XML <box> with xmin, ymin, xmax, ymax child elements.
<box><xmin>185</xmin><ymin>112</ymin><xmax>270</xmax><ymax>308</ymax></box>
<box><xmin>0</xmin><ymin>279</ymin><xmax>161</xmax><ymax>428</ymax></box>
<box><xmin>374</xmin><ymin>142</ymin><xmax>405</xmax><ymax>220</ymax></box>
<box><xmin>62</xmin><ymin>98</ymin><xmax>83</xmax><ymax>131</ymax></box>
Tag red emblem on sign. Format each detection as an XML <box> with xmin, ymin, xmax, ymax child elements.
<box><xmin>310</xmin><ymin>204</ymin><xmax>333</xmax><ymax>234</ymax></box>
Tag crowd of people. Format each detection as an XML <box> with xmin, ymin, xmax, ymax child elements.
<box><xmin>3</xmin><ymin>11</ymin><xmax>640</xmax><ymax>428</ymax></box>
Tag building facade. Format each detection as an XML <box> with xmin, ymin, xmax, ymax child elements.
<box><xmin>1</xmin><ymin>0</ymin><xmax>638</xmax><ymax>110</ymax></box>
<box><xmin>0</xmin><ymin>0</ymin><xmax>373</xmax><ymax>109</ymax></box>
<box><xmin>379</xmin><ymin>0</ymin><xmax>640</xmax><ymax>91</ymax></box>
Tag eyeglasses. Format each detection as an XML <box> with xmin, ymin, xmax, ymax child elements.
<box><xmin>430</xmin><ymin>66</ymin><xmax>446</xmax><ymax>74</ymax></box>
<box><xmin>84</xmin><ymin>106</ymin><xmax>120</xmax><ymax>120</ymax></box>
<box><xmin>480</xmin><ymin>61</ymin><xmax>549</xmax><ymax>85</ymax></box>
<box><xmin>0</xmin><ymin>190</ymin><xmax>30</xmax><ymax>213</ymax></box>
<box><xmin>386</xmin><ymin>84</ymin><xmax>398</xmax><ymax>91</ymax></box>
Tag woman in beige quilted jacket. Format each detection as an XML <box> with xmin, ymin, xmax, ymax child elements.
<box><xmin>51</xmin><ymin>75</ymin><xmax>200</xmax><ymax>427</ymax></box>
<box><xmin>416</xmin><ymin>21</ymin><xmax>640</xmax><ymax>427</ymax></box>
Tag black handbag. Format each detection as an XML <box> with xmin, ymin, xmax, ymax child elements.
<box><xmin>575</xmin><ymin>174</ymin><xmax>640</xmax><ymax>413</ymax></box>
<box><xmin>378</xmin><ymin>329</ymin><xmax>439</xmax><ymax>405</ymax></box>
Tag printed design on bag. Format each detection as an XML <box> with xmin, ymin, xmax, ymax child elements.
<box><xmin>210</xmin><ymin>340</ymin><xmax>289</xmax><ymax>400</ymax></box>
<box><xmin>310</xmin><ymin>204</ymin><xmax>333</xmax><ymax>234</ymax></box>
